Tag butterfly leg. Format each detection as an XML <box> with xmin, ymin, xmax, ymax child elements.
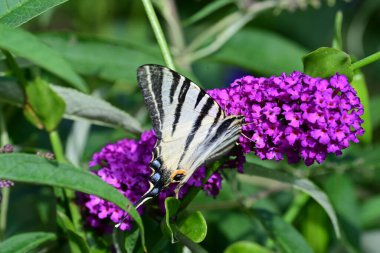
<box><xmin>174</xmin><ymin>183</ymin><xmax>184</xmax><ymax>199</ymax></box>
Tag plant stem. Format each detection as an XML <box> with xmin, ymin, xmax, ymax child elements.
<box><xmin>49</xmin><ymin>130</ymin><xmax>65</xmax><ymax>162</ymax></box>
<box><xmin>0</xmin><ymin>107</ymin><xmax>11</xmax><ymax>241</ymax></box>
<box><xmin>159</xmin><ymin>0</ymin><xmax>190</xmax><ymax>70</ymax></box>
<box><xmin>48</xmin><ymin>130</ymin><xmax>82</xmax><ymax>233</ymax></box>
<box><xmin>351</xmin><ymin>51</ymin><xmax>380</xmax><ymax>71</ymax></box>
<box><xmin>332</xmin><ymin>11</ymin><xmax>343</xmax><ymax>50</ymax></box>
<box><xmin>142</xmin><ymin>0</ymin><xmax>175</xmax><ymax>70</ymax></box>
<box><xmin>0</xmin><ymin>187</ymin><xmax>10</xmax><ymax>240</ymax></box>
<box><xmin>283</xmin><ymin>192</ymin><xmax>310</xmax><ymax>223</ymax></box>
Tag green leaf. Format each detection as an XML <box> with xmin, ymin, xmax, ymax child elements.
<box><xmin>0</xmin><ymin>24</ymin><xmax>88</xmax><ymax>92</ymax></box>
<box><xmin>23</xmin><ymin>78</ymin><xmax>65</xmax><ymax>132</ymax></box>
<box><xmin>254</xmin><ymin>209</ymin><xmax>313</xmax><ymax>253</ymax></box>
<box><xmin>39</xmin><ymin>33</ymin><xmax>163</xmax><ymax>83</ymax></box>
<box><xmin>224</xmin><ymin>241</ymin><xmax>270</xmax><ymax>253</ymax></box>
<box><xmin>0</xmin><ymin>0</ymin><xmax>67</xmax><ymax>27</ymax></box>
<box><xmin>323</xmin><ymin>174</ymin><xmax>360</xmax><ymax>250</ymax></box>
<box><xmin>301</xmin><ymin>202</ymin><xmax>329</xmax><ymax>253</ymax></box>
<box><xmin>351</xmin><ymin>71</ymin><xmax>371</xmax><ymax>143</ymax></box>
<box><xmin>183</xmin><ymin>0</ymin><xmax>233</xmax><ymax>26</ymax></box>
<box><xmin>211</xmin><ymin>28</ymin><xmax>307</xmax><ymax>76</ymax></box>
<box><xmin>172</xmin><ymin>226</ymin><xmax>208</xmax><ymax>253</ymax></box>
<box><xmin>0</xmin><ymin>232</ymin><xmax>56</xmax><ymax>253</ymax></box>
<box><xmin>361</xmin><ymin>196</ymin><xmax>380</xmax><ymax>228</ymax></box>
<box><xmin>57</xmin><ymin>211</ymin><xmax>90</xmax><ymax>253</ymax></box>
<box><xmin>303</xmin><ymin>47</ymin><xmax>354</xmax><ymax>81</ymax></box>
<box><xmin>163</xmin><ymin>197</ymin><xmax>181</xmax><ymax>243</ymax></box>
<box><xmin>243</xmin><ymin>163</ymin><xmax>340</xmax><ymax>238</ymax></box>
<box><xmin>124</xmin><ymin>228</ymin><xmax>139</xmax><ymax>253</ymax></box>
<box><xmin>0</xmin><ymin>78</ymin><xmax>143</xmax><ymax>133</ymax></box>
<box><xmin>51</xmin><ymin>85</ymin><xmax>143</xmax><ymax>134</ymax></box>
<box><xmin>0</xmin><ymin>153</ymin><xmax>146</xmax><ymax>250</ymax></box>
<box><xmin>177</xmin><ymin>211</ymin><xmax>207</xmax><ymax>243</ymax></box>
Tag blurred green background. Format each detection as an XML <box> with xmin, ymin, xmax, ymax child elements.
<box><xmin>1</xmin><ymin>0</ymin><xmax>380</xmax><ymax>252</ymax></box>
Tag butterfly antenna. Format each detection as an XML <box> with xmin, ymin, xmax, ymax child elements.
<box><xmin>241</xmin><ymin>132</ymin><xmax>256</xmax><ymax>143</ymax></box>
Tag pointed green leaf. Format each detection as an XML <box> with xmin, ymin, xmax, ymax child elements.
<box><xmin>351</xmin><ymin>71</ymin><xmax>371</xmax><ymax>143</ymax></box>
<box><xmin>0</xmin><ymin>78</ymin><xmax>143</xmax><ymax>133</ymax></box>
<box><xmin>0</xmin><ymin>232</ymin><xmax>56</xmax><ymax>253</ymax></box>
<box><xmin>254</xmin><ymin>209</ymin><xmax>313</xmax><ymax>253</ymax></box>
<box><xmin>0</xmin><ymin>24</ymin><xmax>88</xmax><ymax>92</ymax></box>
<box><xmin>177</xmin><ymin>211</ymin><xmax>207</xmax><ymax>243</ymax></box>
<box><xmin>243</xmin><ymin>163</ymin><xmax>340</xmax><ymax>238</ymax></box>
<box><xmin>0</xmin><ymin>0</ymin><xmax>67</xmax><ymax>27</ymax></box>
<box><xmin>224</xmin><ymin>241</ymin><xmax>270</xmax><ymax>253</ymax></box>
<box><xmin>303</xmin><ymin>47</ymin><xmax>353</xmax><ymax>81</ymax></box>
<box><xmin>51</xmin><ymin>85</ymin><xmax>143</xmax><ymax>133</ymax></box>
<box><xmin>0</xmin><ymin>153</ymin><xmax>146</xmax><ymax>250</ymax></box>
<box><xmin>23</xmin><ymin>78</ymin><xmax>65</xmax><ymax>132</ymax></box>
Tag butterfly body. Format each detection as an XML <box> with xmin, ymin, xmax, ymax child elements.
<box><xmin>136</xmin><ymin>64</ymin><xmax>243</xmax><ymax>206</ymax></box>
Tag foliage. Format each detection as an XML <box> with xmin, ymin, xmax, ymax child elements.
<box><xmin>0</xmin><ymin>0</ymin><xmax>380</xmax><ymax>253</ymax></box>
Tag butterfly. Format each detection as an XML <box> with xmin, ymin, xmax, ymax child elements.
<box><xmin>134</xmin><ymin>64</ymin><xmax>244</xmax><ymax>208</ymax></box>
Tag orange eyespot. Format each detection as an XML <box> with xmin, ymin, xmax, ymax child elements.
<box><xmin>171</xmin><ymin>169</ymin><xmax>186</xmax><ymax>182</ymax></box>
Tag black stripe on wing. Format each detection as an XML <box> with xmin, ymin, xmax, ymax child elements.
<box><xmin>169</xmin><ymin>70</ymin><xmax>180</xmax><ymax>104</ymax></box>
<box><xmin>172</xmin><ymin>78</ymin><xmax>191</xmax><ymax>135</ymax></box>
<box><xmin>137</xmin><ymin>65</ymin><xmax>164</xmax><ymax>138</ymax></box>
<box><xmin>178</xmin><ymin>97</ymin><xmax>217</xmax><ymax>164</ymax></box>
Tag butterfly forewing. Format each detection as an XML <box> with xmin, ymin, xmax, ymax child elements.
<box><xmin>137</xmin><ymin>64</ymin><xmax>243</xmax><ymax>188</ymax></box>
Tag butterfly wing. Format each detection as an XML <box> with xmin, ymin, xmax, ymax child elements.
<box><xmin>137</xmin><ymin>64</ymin><xmax>243</xmax><ymax>188</ymax></box>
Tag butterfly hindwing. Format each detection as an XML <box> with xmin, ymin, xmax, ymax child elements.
<box><xmin>137</xmin><ymin>64</ymin><xmax>243</xmax><ymax>188</ymax></box>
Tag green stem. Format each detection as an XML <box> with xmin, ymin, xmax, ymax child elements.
<box><xmin>0</xmin><ymin>187</ymin><xmax>10</xmax><ymax>240</ymax></box>
<box><xmin>351</xmin><ymin>51</ymin><xmax>380</xmax><ymax>70</ymax></box>
<box><xmin>159</xmin><ymin>0</ymin><xmax>190</xmax><ymax>70</ymax></box>
<box><xmin>0</xmin><ymin>107</ymin><xmax>11</xmax><ymax>240</ymax></box>
<box><xmin>332</xmin><ymin>11</ymin><xmax>343</xmax><ymax>50</ymax></box>
<box><xmin>283</xmin><ymin>192</ymin><xmax>310</xmax><ymax>223</ymax></box>
<box><xmin>48</xmin><ymin>131</ymin><xmax>82</xmax><ymax>233</ymax></box>
<box><xmin>49</xmin><ymin>131</ymin><xmax>65</xmax><ymax>162</ymax></box>
<box><xmin>142</xmin><ymin>0</ymin><xmax>175</xmax><ymax>70</ymax></box>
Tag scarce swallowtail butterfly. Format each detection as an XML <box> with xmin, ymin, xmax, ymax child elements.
<box><xmin>135</xmin><ymin>64</ymin><xmax>244</xmax><ymax>207</ymax></box>
<box><xmin>116</xmin><ymin>65</ymin><xmax>244</xmax><ymax>228</ymax></box>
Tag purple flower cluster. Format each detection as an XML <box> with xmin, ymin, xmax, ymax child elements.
<box><xmin>208</xmin><ymin>72</ymin><xmax>364</xmax><ymax>165</ymax></box>
<box><xmin>80</xmin><ymin>130</ymin><xmax>223</xmax><ymax>231</ymax></box>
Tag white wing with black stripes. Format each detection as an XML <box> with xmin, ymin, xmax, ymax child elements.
<box><xmin>137</xmin><ymin>64</ymin><xmax>244</xmax><ymax>200</ymax></box>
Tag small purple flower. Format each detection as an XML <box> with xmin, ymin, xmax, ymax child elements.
<box><xmin>208</xmin><ymin>72</ymin><xmax>364</xmax><ymax>165</ymax></box>
<box><xmin>0</xmin><ymin>180</ymin><xmax>14</xmax><ymax>188</ymax></box>
<box><xmin>1</xmin><ymin>144</ymin><xmax>14</xmax><ymax>188</ymax></box>
<box><xmin>80</xmin><ymin>130</ymin><xmax>225</xmax><ymax>231</ymax></box>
